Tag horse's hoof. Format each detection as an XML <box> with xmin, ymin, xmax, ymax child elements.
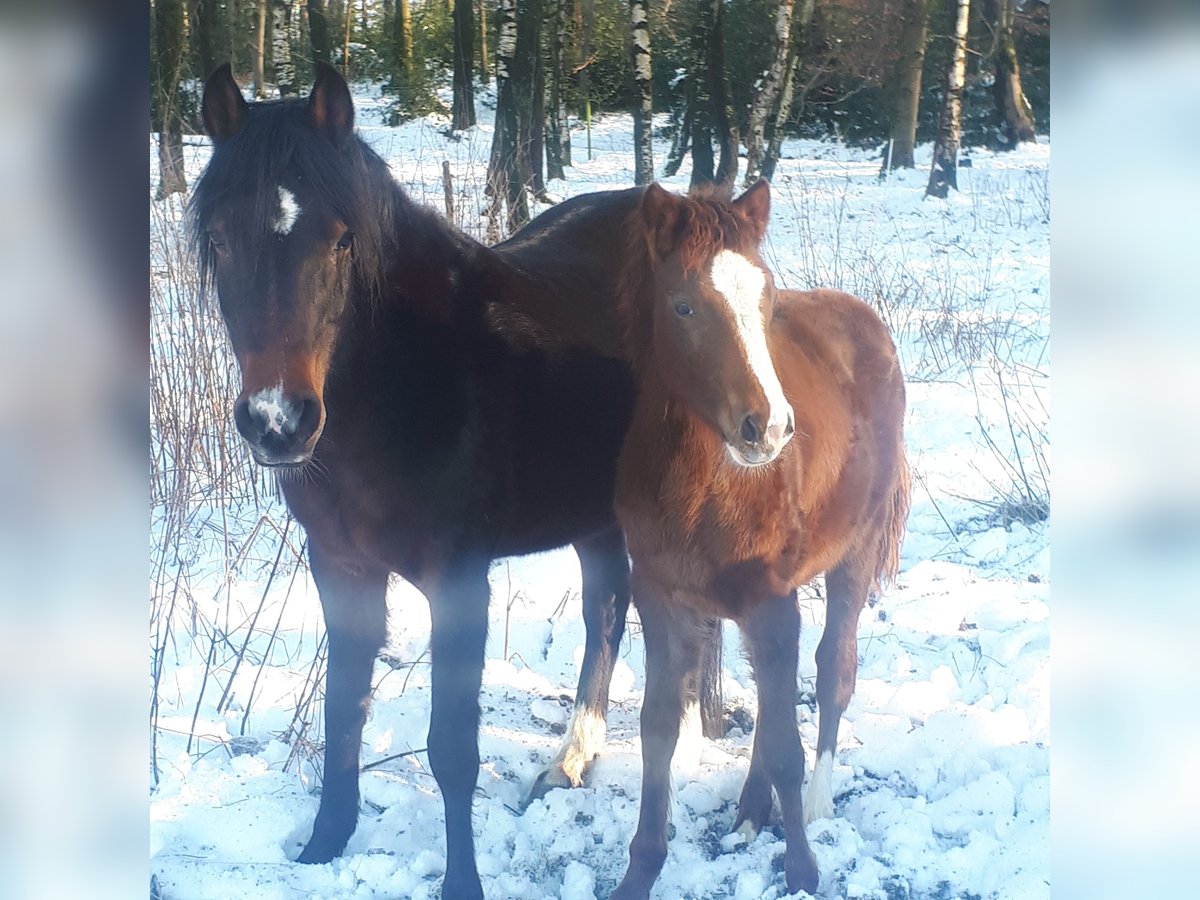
<box><xmin>440</xmin><ymin>872</ymin><xmax>484</xmax><ymax>900</ymax></box>
<box><xmin>295</xmin><ymin>842</ymin><xmax>339</xmax><ymax>865</ymax></box>
<box><xmin>609</xmin><ymin>877</ymin><xmax>651</xmax><ymax>900</ymax></box>
<box><xmin>730</xmin><ymin>818</ymin><xmax>761</xmax><ymax>845</ymax></box>
<box><xmin>295</xmin><ymin>826</ymin><xmax>351</xmax><ymax>864</ymax></box>
<box><xmin>785</xmin><ymin>848</ymin><xmax>820</xmax><ymax>896</ymax></box>
<box><xmin>526</xmin><ymin>764</ymin><xmax>583</xmax><ymax>806</ymax></box>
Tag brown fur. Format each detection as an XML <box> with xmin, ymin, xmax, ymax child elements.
<box><xmin>607</xmin><ymin>184</ymin><xmax>910</xmax><ymax>900</ymax></box>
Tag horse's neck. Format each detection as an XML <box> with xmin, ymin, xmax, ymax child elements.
<box><xmin>489</xmin><ymin>192</ymin><xmax>644</xmax><ymax>362</ymax></box>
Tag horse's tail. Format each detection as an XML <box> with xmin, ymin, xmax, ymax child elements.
<box><xmin>877</xmin><ymin>441</ymin><xmax>911</xmax><ymax>587</ymax></box>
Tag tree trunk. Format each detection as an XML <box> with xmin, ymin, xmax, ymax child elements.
<box><xmin>487</xmin><ymin>0</ymin><xmax>528</xmax><ymax>235</ymax></box>
<box><xmin>381</xmin><ymin>0</ymin><xmax>395</xmax><ymax>73</ymax></box>
<box><xmin>687</xmin><ymin>0</ymin><xmax>714</xmax><ymax>187</ymax></box>
<box><xmin>927</xmin><ymin>0</ymin><xmax>970</xmax><ymax>198</ymax></box>
<box><xmin>272</xmin><ymin>0</ymin><xmax>296</xmax><ymax>96</ymax></box>
<box><xmin>478</xmin><ymin>0</ymin><xmax>490</xmax><ymax>84</ymax></box>
<box><xmin>192</xmin><ymin>0</ymin><xmax>220</xmax><ymax>77</ymax></box>
<box><xmin>395</xmin><ymin>0</ymin><xmax>414</xmax><ymax>85</ymax></box>
<box><xmin>580</xmin><ymin>0</ymin><xmax>594</xmax><ymax>159</ymax></box>
<box><xmin>984</xmin><ymin>0</ymin><xmax>1035</xmax><ymax>148</ymax></box>
<box><xmin>707</xmin><ymin>0</ymin><xmax>738</xmax><ymax>187</ymax></box>
<box><xmin>153</xmin><ymin>0</ymin><xmax>187</xmax><ymax>198</ymax></box>
<box><xmin>517</xmin><ymin>0</ymin><xmax>548</xmax><ymax>200</ymax></box>
<box><xmin>629</xmin><ymin>0</ymin><xmax>653</xmax><ymax>185</ymax></box>
<box><xmin>308</xmin><ymin>0</ymin><xmax>333</xmax><ymax>64</ymax></box>
<box><xmin>452</xmin><ymin>0</ymin><xmax>477</xmax><ymax>128</ymax></box>
<box><xmin>743</xmin><ymin>0</ymin><xmax>794</xmax><ymax>186</ymax></box>
<box><xmin>886</xmin><ymin>0</ymin><xmax>929</xmax><ymax>171</ymax></box>
<box><xmin>545</xmin><ymin>0</ymin><xmax>571</xmax><ymax>177</ymax></box>
<box><xmin>254</xmin><ymin>0</ymin><xmax>268</xmax><ymax>98</ymax></box>
<box><xmin>343</xmin><ymin>0</ymin><xmax>353</xmax><ymax>77</ymax></box>
<box><xmin>227</xmin><ymin>0</ymin><xmax>239</xmax><ymax>77</ymax></box>
<box><xmin>662</xmin><ymin>76</ymin><xmax>693</xmax><ymax>178</ymax></box>
<box><xmin>761</xmin><ymin>0</ymin><xmax>813</xmax><ymax>181</ymax></box>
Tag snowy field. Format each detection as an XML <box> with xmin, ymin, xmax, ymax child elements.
<box><xmin>150</xmin><ymin>84</ymin><xmax>1049</xmax><ymax>899</ymax></box>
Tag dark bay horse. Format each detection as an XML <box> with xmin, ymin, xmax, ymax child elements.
<box><xmin>593</xmin><ymin>182</ymin><xmax>911</xmax><ymax>899</ymax></box>
<box><xmin>190</xmin><ymin>63</ymin><xmax>718</xmax><ymax>899</ymax></box>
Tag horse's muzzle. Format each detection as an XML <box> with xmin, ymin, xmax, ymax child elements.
<box><xmin>233</xmin><ymin>388</ymin><xmax>323</xmax><ymax>466</ymax></box>
<box><xmin>726</xmin><ymin>409</ymin><xmax>795</xmax><ymax>467</ymax></box>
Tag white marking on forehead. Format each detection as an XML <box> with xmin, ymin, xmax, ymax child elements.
<box><xmin>709</xmin><ymin>249</ymin><xmax>790</xmax><ymax>432</ymax></box>
<box><xmin>272</xmin><ymin>186</ymin><xmax>301</xmax><ymax>235</ymax></box>
<box><xmin>248</xmin><ymin>383</ymin><xmax>295</xmax><ymax>435</ymax></box>
<box><xmin>710</xmin><ymin>249</ymin><xmax>766</xmax><ymax>313</ymax></box>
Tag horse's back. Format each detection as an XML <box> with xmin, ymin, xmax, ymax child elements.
<box><xmin>773</xmin><ymin>288</ymin><xmax>905</xmax><ymax>417</ymax></box>
<box><xmin>770</xmin><ymin>288</ymin><xmax>907</xmax><ymax>568</ymax></box>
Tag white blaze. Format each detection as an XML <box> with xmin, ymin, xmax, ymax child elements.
<box><xmin>248</xmin><ymin>383</ymin><xmax>294</xmax><ymax>435</ymax></box>
<box><xmin>708</xmin><ymin>249</ymin><xmax>790</xmax><ymax>435</ymax></box>
<box><xmin>272</xmin><ymin>186</ymin><xmax>301</xmax><ymax>235</ymax></box>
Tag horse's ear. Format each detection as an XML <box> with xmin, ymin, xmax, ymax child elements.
<box><xmin>309</xmin><ymin>62</ymin><xmax>355</xmax><ymax>146</ymax></box>
<box><xmin>733</xmin><ymin>179</ymin><xmax>771</xmax><ymax>244</ymax></box>
<box><xmin>202</xmin><ymin>64</ymin><xmax>248</xmax><ymax>145</ymax></box>
<box><xmin>640</xmin><ymin>183</ymin><xmax>684</xmax><ymax>258</ymax></box>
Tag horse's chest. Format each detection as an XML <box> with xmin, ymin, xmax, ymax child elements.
<box><xmin>619</xmin><ymin>452</ymin><xmax>809</xmax><ymax>615</ymax></box>
<box><xmin>282</xmin><ymin>426</ymin><xmax>482</xmax><ymax>583</ymax></box>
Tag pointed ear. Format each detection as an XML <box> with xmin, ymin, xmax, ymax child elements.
<box><xmin>201</xmin><ymin>64</ymin><xmax>248</xmax><ymax>145</ymax></box>
<box><xmin>733</xmin><ymin>179</ymin><xmax>771</xmax><ymax>244</ymax></box>
<box><xmin>309</xmin><ymin>62</ymin><xmax>355</xmax><ymax>146</ymax></box>
<box><xmin>640</xmin><ymin>183</ymin><xmax>684</xmax><ymax>259</ymax></box>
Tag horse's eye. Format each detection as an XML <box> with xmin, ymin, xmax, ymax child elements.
<box><xmin>335</xmin><ymin>231</ymin><xmax>354</xmax><ymax>252</ymax></box>
<box><xmin>675</xmin><ymin>301</ymin><xmax>694</xmax><ymax>317</ymax></box>
<box><xmin>207</xmin><ymin>231</ymin><xmax>226</xmax><ymax>250</ymax></box>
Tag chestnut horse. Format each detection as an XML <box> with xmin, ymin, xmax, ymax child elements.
<box><xmin>603</xmin><ymin>182</ymin><xmax>911</xmax><ymax>899</ymax></box>
<box><xmin>190</xmin><ymin>63</ymin><xmax>720</xmax><ymax>899</ymax></box>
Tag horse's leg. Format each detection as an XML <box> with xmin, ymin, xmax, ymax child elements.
<box><xmin>731</xmin><ymin>707</ymin><xmax>774</xmax><ymax>841</ymax></box>
<box><xmin>741</xmin><ymin>593</ymin><xmax>819</xmax><ymax>895</ymax></box>
<box><xmin>426</xmin><ymin>556</ymin><xmax>491</xmax><ymax>900</ymax></box>
<box><xmin>611</xmin><ymin>595</ymin><xmax>705</xmax><ymax>900</ymax></box>
<box><xmin>530</xmin><ymin>523</ymin><xmax>630</xmax><ymax>801</ymax></box>
<box><xmin>297</xmin><ymin>544</ymin><xmax>388</xmax><ymax>864</ymax></box>
<box><xmin>698</xmin><ymin>617</ymin><xmax>725</xmax><ymax>739</ymax></box>
<box><xmin>804</xmin><ymin>550</ymin><xmax>873</xmax><ymax>825</ymax></box>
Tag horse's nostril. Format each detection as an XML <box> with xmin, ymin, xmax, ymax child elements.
<box><xmin>233</xmin><ymin>397</ymin><xmax>260</xmax><ymax>443</ymax></box>
<box><xmin>295</xmin><ymin>394</ymin><xmax>321</xmax><ymax>442</ymax></box>
<box><xmin>740</xmin><ymin>415</ymin><xmax>763</xmax><ymax>445</ymax></box>
<box><xmin>783</xmin><ymin>415</ymin><xmax>795</xmax><ymax>439</ymax></box>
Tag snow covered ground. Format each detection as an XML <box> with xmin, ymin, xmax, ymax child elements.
<box><xmin>150</xmin><ymin>84</ymin><xmax>1049</xmax><ymax>899</ymax></box>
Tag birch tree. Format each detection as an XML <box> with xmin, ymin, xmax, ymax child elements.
<box><xmin>761</xmin><ymin>0</ymin><xmax>815</xmax><ymax>182</ymax></box>
<box><xmin>487</xmin><ymin>0</ymin><xmax>527</xmax><ymax>234</ymax></box>
<box><xmin>272</xmin><ymin>0</ymin><xmax>296</xmax><ymax>97</ymax></box>
<box><xmin>630</xmin><ymin>0</ymin><xmax>653</xmax><ymax>185</ymax></box>
<box><xmin>743</xmin><ymin>0</ymin><xmax>794</xmax><ymax>186</ymax></box>
<box><xmin>926</xmin><ymin>0</ymin><xmax>970</xmax><ymax>198</ymax></box>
